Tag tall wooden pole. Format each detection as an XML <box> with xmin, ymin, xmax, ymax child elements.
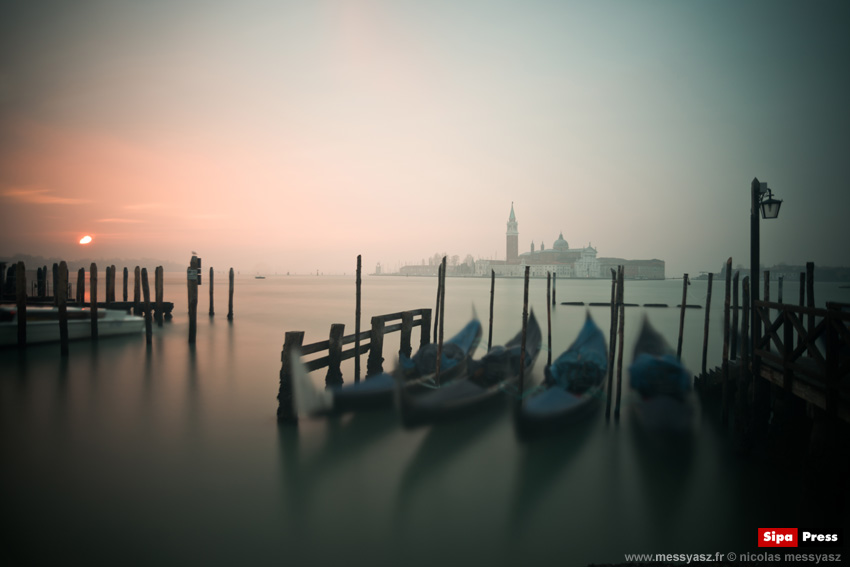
<box><xmin>433</xmin><ymin>263</ymin><xmax>442</xmax><ymax>344</ymax></box>
<box><xmin>227</xmin><ymin>268</ymin><xmax>234</xmax><ymax>321</ymax></box>
<box><xmin>749</xmin><ymin>178</ymin><xmax>761</xmax><ymax>415</ymax></box>
<box><xmin>731</xmin><ymin>271</ymin><xmax>740</xmax><ymax>360</ymax></box>
<box><xmin>90</xmin><ymin>263</ymin><xmax>98</xmax><ymax>339</ymax></box>
<box><xmin>605</xmin><ymin>268</ymin><xmax>617</xmax><ymax>420</ymax></box>
<box><xmin>134</xmin><ymin>266</ymin><xmax>141</xmax><ymax>316</ymax></box>
<box><xmin>188</xmin><ymin>256</ymin><xmax>199</xmax><ymax>344</ymax></box>
<box><xmin>552</xmin><ymin>273</ymin><xmax>556</xmax><ymax>306</ymax></box>
<box><xmin>546</xmin><ymin>271</ymin><xmax>552</xmax><ymax>367</ymax></box>
<box><xmin>434</xmin><ymin>257</ymin><xmax>446</xmax><ymax>386</ymax></box>
<box><xmin>487</xmin><ymin>269</ymin><xmax>495</xmax><ymax>351</ymax></box>
<box><xmin>721</xmin><ymin>258</ymin><xmax>732</xmax><ymax>421</ymax></box>
<box><xmin>123</xmin><ymin>267</ymin><xmax>129</xmax><ymax>302</ymax></box>
<box><xmin>798</xmin><ymin>271</ymin><xmax>805</xmax><ymax>351</ymax></box>
<box><xmin>701</xmin><ymin>272</ymin><xmax>713</xmax><ymax>376</ymax></box>
<box><xmin>15</xmin><ymin>261</ymin><xmax>26</xmax><ymax>346</ymax></box>
<box><xmin>677</xmin><ymin>273</ymin><xmax>689</xmax><ymax>360</ymax></box>
<box><xmin>142</xmin><ymin>268</ymin><xmax>152</xmax><ymax>345</ymax></box>
<box><xmin>614</xmin><ymin>266</ymin><xmax>625</xmax><ymax>419</ymax></box>
<box><xmin>517</xmin><ymin>266</ymin><xmax>530</xmax><ymax>403</ymax></box>
<box><xmin>355</xmin><ymin>255</ymin><xmax>362</xmax><ymax>383</ymax></box>
<box><xmin>155</xmin><ymin>266</ymin><xmax>164</xmax><ymax>325</ymax></box>
<box><xmin>58</xmin><ymin>262</ymin><xmax>69</xmax><ymax>356</ymax></box>
<box><xmin>208</xmin><ymin>267</ymin><xmax>215</xmax><ymax>316</ymax></box>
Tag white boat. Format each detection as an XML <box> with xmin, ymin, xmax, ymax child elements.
<box><xmin>0</xmin><ymin>305</ymin><xmax>145</xmax><ymax>346</ymax></box>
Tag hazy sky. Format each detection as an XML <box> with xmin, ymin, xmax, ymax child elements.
<box><xmin>1</xmin><ymin>0</ymin><xmax>849</xmax><ymax>277</ymax></box>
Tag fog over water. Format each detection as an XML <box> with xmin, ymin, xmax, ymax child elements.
<box><xmin>3</xmin><ymin>274</ymin><xmax>848</xmax><ymax>565</ymax></box>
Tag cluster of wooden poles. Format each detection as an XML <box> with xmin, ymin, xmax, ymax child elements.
<box><xmin>184</xmin><ymin>255</ymin><xmax>236</xmax><ymax>344</ymax></box>
<box><xmin>2</xmin><ymin>260</ymin><xmax>166</xmax><ymax>354</ymax></box>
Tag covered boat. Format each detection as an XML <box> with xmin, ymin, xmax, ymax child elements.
<box><xmin>292</xmin><ymin>317</ymin><xmax>482</xmax><ymax>417</ymax></box>
<box><xmin>628</xmin><ymin>316</ymin><xmax>697</xmax><ymax>433</ymax></box>
<box><xmin>516</xmin><ymin>311</ymin><xmax>607</xmax><ymax>438</ymax></box>
<box><xmin>399</xmin><ymin>310</ymin><xmax>541</xmax><ymax>428</ymax></box>
<box><xmin>0</xmin><ymin>305</ymin><xmax>144</xmax><ymax>347</ymax></box>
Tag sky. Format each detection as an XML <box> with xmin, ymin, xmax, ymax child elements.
<box><xmin>1</xmin><ymin>0</ymin><xmax>849</xmax><ymax>277</ymax></box>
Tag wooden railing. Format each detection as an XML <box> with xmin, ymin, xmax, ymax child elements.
<box><xmin>752</xmin><ymin>300</ymin><xmax>850</xmax><ymax>421</ymax></box>
<box><xmin>277</xmin><ymin>308</ymin><xmax>432</xmax><ymax>422</ymax></box>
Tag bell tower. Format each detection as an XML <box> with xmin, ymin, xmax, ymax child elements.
<box><xmin>506</xmin><ymin>202</ymin><xmax>518</xmax><ymax>263</ymax></box>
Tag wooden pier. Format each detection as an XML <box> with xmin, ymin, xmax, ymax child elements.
<box><xmin>277</xmin><ymin>308</ymin><xmax>432</xmax><ymax>422</ymax></box>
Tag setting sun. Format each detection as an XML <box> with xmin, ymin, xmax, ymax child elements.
<box><xmin>79</xmin><ymin>235</ymin><xmax>92</xmax><ymax>244</ymax></box>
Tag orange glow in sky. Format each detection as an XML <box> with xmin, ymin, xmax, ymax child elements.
<box><xmin>79</xmin><ymin>235</ymin><xmax>92</xmax><ymax>245</ymax></box>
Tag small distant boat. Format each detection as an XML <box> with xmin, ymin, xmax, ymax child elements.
<box><xmin>628</xmin><ymin>316</ymin><xmax>697</xmax><ymax>433</ymax></box>
<box><xmin>0</xmin><ymin>305</ymin><xmax>144</xmax><ymax>346</ymax></box>
<box><xmin>254</xmin><ymin>275</ymin><xmax>266</xmax><ymax>279</ymax></box>
<box><xmin>399</xmin><ymin>311</ymin><xmax>541</xmax><ymax>428</ymax></box>
<box><xmin>516</xmin><ymin>312</ymin><xmax>607</xmax><ymax>437</ymax></box>
<box><xmin>292</xmin><ymin>317</ymin><xmax>482</xmax><ymax>417</ymax></box>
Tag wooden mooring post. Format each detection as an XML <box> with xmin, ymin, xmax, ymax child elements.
<box><xmin>731</xmin><ymin>271</ymin><xmax>740</xmax><ymax>360</ymax></box>
<box><xmin>614</xmin><ymin>265</ymin><xmax>625</xmax><ymax>420</ymax></box>
<box><xmin>552</xmin><ymin>273</ymin><xmax>556</xmax><ymax>306</ymax></box>
<box><xmin>123</xmin><ymin>267</ymin><xmax>129</xmax><ymax>302</ymax></box>
<box><xmin>188</xmin><ymin>256</ymin><xmax>200</xmax><ymax>344</ymax></box>
<box><xmin>721</xmin><ymin>258</ymin><xmax>732</xmax><ymax>422</ymax></box>
<box><xmin>433</xmin><ymin>262</ymin><xmax>442</xmax><ymax>344</ymax></box>
<box><xmin>76</xmin><ymin>268</ymin><xmax>85</xmax><ymax>305</ymax></box>
<box><xmin>58</xmin><ymin>262</ymin><xmax>69</xmax><ymax>356</ymax></box>
<box><xmin>488</xmin><ymin>269</ymin><xmax>495</xmax><ymax>351</ymax></box>
<box><xmin>155</xmin><ymin>266</ymin><xmax>164</xmax><ymax>325</ymax></box>
<box><xmin>326</xmin><ymin>324</ymin><xmax>344</xmax><ymax>388</ymax></box>
<box><xmin>434</xmin><ymin>257</ymin><xmax>447</xmax><ymax>385</ymax></box>
<box><xmin>142</xmin><ymin>268</ymin><xmax>152</xmax><ymax>345</ymax></box>
<box><xmin>367</xmin><ymin>316</ymin><xmax>385</xmax><ymax>377</ymax></box>
<box><xmin>208</xmin><ymin>267</ymin><xmax>215</xmax><ymax>317</ymax></box>
<box><xmin>355</xmin><ymin>255</ymin><xmax>361</xmax><ymax>382</ymax></box>
<box><xmin>16</xmin><ymin>261</ymin><xmax>26</xmax><ymax>346</ymax></box>
<box><xmin>677</xmin><ymin>273</ymin><xmax>689</xmax><ymax>359</ymax></box>
<box><xmin>546</xmin><ymin>271</ymin><xmax>552</xmax><ymax>367</ymax></box>
<box><xmin>517</xmin><ymin>266</ymin><xmax>530</xmax><ymax>403</ymax></box>
<box><xmin>134</xmin><ymin>266</ymin><xmax>141</xmax><ymax>316</ymax></box>
<box><xmin>735</xmin><ymin>276</ymin><xmax>751</xmax><ymax>443</ymax></box>
<box><xmin>227</xmin><ymin>268</ymin><xmax>234</xmax><ymax>321</ymax></box>
<box><xmin>277</xmin><ymin>331</ymin><xmax>304</xmax><ymax>423</ymax></box>
<box><xmin>90</xmin><ymin>263</ymin><xmax>98</xmax><ymax>339</ymax></box>
<box><xmin>701</xmin><ymin>272</ymin><xmax>713</xmax><ymax>377</ymax></box>
<box><xmin>605</xmin><ymin>268</ymin><xmax>617</xmax><ymax>420</ymax></box>
<box><xmin>52</xmin><ymin>263</ymin><xmax>58</xmax><ymax>306</ymax></box>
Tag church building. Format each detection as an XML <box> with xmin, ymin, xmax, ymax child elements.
<box><xmin>474</xmin><ymin>204</ymin><xmax>664</xmax><ymax>279</ymax></box>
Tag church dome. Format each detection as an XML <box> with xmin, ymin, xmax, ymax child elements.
<box><xmin>553</xmin><ymin>232</ymin><xmax>569</xmax><ymax>251</ymax></box>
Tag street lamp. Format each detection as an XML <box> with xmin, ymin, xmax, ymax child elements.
<box><xmin>750</xmin><ymin>177</ymin><xmax>782</xmax><ymax>411</ymax></box>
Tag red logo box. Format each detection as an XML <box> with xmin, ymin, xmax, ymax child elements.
<box><xmin>759</xmin><ymin>528</ymin><xmax>798</xmax><ymax>547</ymax></box>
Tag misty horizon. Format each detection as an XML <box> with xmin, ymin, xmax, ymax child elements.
<box><xmin>2</xmin><ymin>1</ymin><xmax>849</xmax><ymax>278</ymax></box>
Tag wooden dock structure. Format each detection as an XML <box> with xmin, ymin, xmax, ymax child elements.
<box><xmin>277</xmin><ymin>308</ymin><xmax>432</xmax><ymax>422</ymax></box>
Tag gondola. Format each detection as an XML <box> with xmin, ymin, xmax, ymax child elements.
<box><xmin>291</xmin><ymin>317</ymin><xmax>482</xmax><ymax>417</ymax></box>
<box><xmin>515</xmin><ymin>311</ymin><xmax>607</xmax><ymax>438</ymax></box>
<box><xmin>628</xmin><ymin>316</ymin><xmax>697</xmax><ymax>433</ymax></box>
<box><xmin>398</xmin><ymin>310</ymin><xmax>541</xmax><ymax>428</ymax></box>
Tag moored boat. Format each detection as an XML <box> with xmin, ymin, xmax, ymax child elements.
<box><xmin>399</xmin><ymin>310</ymin><xmax>541</xmax><ymax>428</ymax></box>
<box><xmin>0</xmin><ymin>305</ymin><xmax>145</xmax><ymax>347</ymax></box>
<box><xmin>628</xmin><ymin>316</ymin><xmax>697</xmax><ymax>433</ymax></box>
<box><xmin>515</xmin><ymin>311</ymin><xmax>608</xmax><ymax>438</ymax></box>
<box><xmin>292</xmin><ymin>317</ymin><xmax>482</xmax><ymax>417</ymax></box>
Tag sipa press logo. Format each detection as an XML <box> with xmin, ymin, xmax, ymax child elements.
<box><xmin>759</xmin><ymin>528</ymin><xmax>797</xmax><ymax>547</ymax></box>
<box><xmin>759</xmin><ymin>528</ymin><xmax>843</xmax><ymax>548</ymax></box>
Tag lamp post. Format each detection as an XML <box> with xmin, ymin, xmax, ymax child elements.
<box><xmin>750</xmin><ymin>177</ymin><xmax>782</xmax><ymax>419</ymax></box>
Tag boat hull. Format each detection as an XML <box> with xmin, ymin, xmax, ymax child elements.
<box><xmin>0</xmin><ymin>307</ymin><xmax>144</xmax><ymax>346</ymax></box>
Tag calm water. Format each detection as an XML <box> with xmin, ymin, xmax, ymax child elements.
<box><xmin>2</xmin><ymin>274</ymin><xmax>849</xmax><ymax>566</ymax></box>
